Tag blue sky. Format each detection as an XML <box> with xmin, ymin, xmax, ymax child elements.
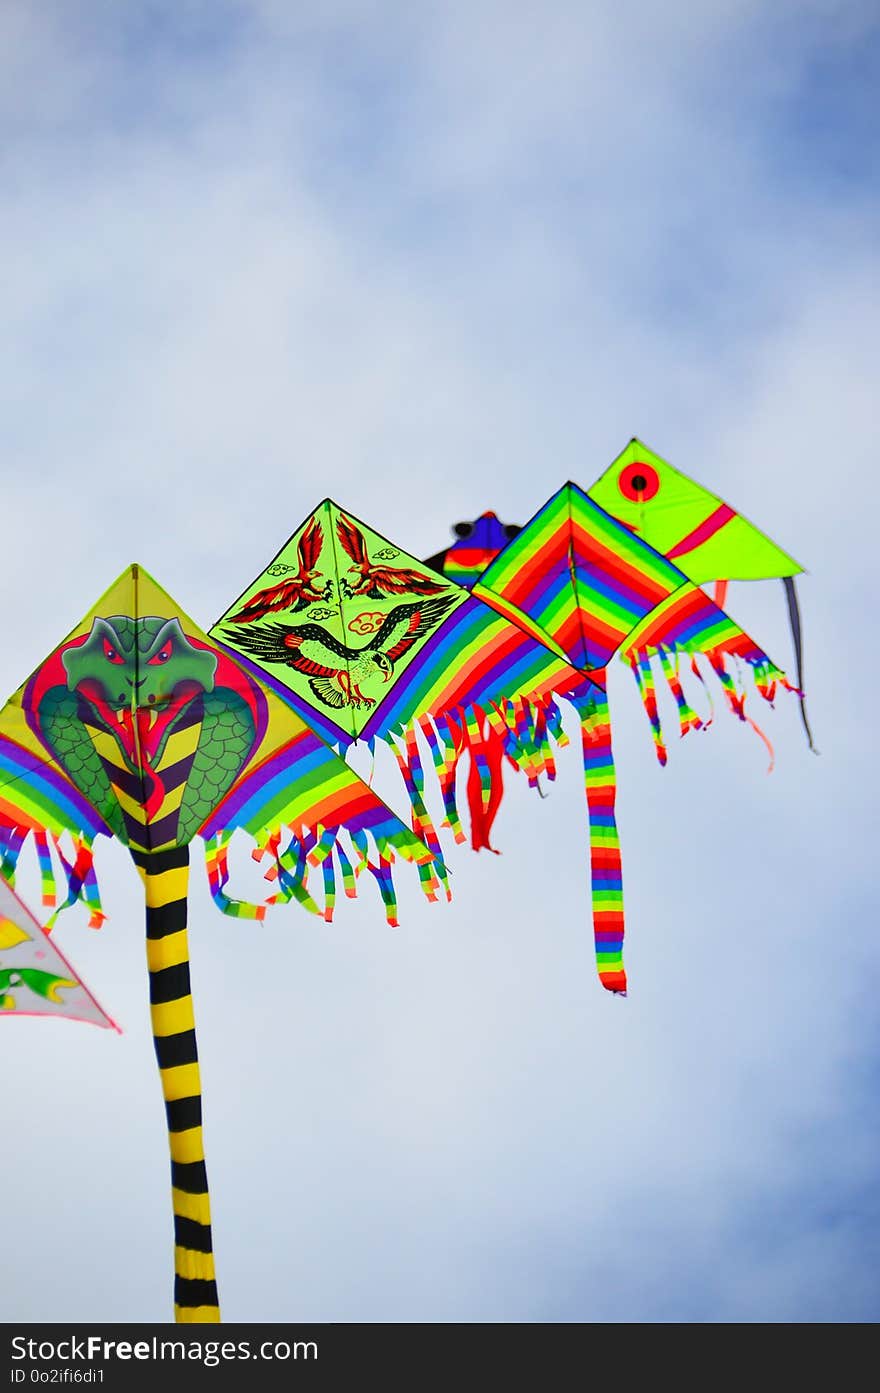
<box><xmin>1</xmin><ymin>0</ymin><xmax>878</xmax><ymax>1323</ymax></box>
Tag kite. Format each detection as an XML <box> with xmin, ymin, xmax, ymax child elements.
<box><xmin>0</xmin><ymin>563</ymin><xmax>444</xmax><ymax>1323</ymax></box>
<box><xmin>426</xmin><ymin>481</ymin><xmax>803</xmax><ymax>992</ymax></box>
<box><xmin>588</xmin><ymin>438</ymin><xmax>814</xmax><ymax>747</ymax></box>
<box><xmin>211</xmin><ymin>500</ymin><xmax>593</xmax><ymax>872</ymax></box>
<box><xmin>0</xmin><ymin>875</ymin><xmax>116</xmax><ymax>1028</ymax></box>
<box><xmin>424</xmin><ymin>511</ymin><xmax>522</xmax><ymax>590</ymax></box>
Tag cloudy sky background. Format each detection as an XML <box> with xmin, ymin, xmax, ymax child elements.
<box><xmin>2</xmin><ymin>0</ymin><xmax>878</xmax><ymax>1323</ymax></box>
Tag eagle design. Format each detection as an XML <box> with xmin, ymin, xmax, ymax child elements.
<box><xmin>228</xmin><ymin>516</ymin><xmax>328</xmax><ymax>621</ymax></box>
<box><xmin>222</xmin><ymin>595</ymin><xmax>457</xmax><ymax>710</ymax></box>
<box><xmin>336</xmin><ymin>513</ymin><xmax>448</xmax><ymax>599</ymax></box>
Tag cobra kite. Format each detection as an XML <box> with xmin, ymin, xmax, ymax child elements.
<box><xmin>0</xmin><ymin>563</ymin><xmax>444</xmax><ymax>1324</ymax></box>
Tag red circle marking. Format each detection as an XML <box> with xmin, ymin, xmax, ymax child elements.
<box><xmin>618</xmin><ymin>461</ymin><xmax>660</xmax><ymax>502</ymax></box>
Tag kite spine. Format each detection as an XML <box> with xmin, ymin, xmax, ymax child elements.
<box><xmin>134</xmin><ymin>845</ymin><xmax>220</xmax><ymax>1324</ymax></box>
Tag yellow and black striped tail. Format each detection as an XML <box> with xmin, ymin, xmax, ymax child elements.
<box><xmin>134</xmin><ymin>845</ymin><xmax>221</xmax><ymax>1323</ymax></box>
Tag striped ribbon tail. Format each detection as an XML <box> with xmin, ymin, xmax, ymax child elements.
<box><xmin>630</xmin><ymin>653</ymin><xmax>667</xmax><ymax>765</ymax></box>
<box><xmin>463</xmin><ymin>706</ymin><xmax>505</xmax><ymax>853</ymax></box>
<box><xmin>570</xmin><ymin>688</ymin><xmax>627</xmax><ymax>995</ymax></box>
<box><xmin>133</xmin><ymin>845</ymin><xmax>221</xmax><ymax>1324</ymax></box>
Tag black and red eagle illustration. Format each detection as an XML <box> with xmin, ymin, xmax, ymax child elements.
<box><xmin>228</xmin><ymin>516</ymin><xmax>328</xmax><ymax>622</ymax></box>
<box><xmin>222</xmin><ymin>595</ymin><xmax>456</xmax><ymax>710</ymax></box>
<box><xmin>335</xmin><ymin>513</ymin><xmax>448</xmax><ymax>600</ymax></box>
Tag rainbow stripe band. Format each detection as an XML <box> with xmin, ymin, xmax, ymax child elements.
<box><xmin>569</xmin><ymin>688</ymin><xmax>626</xmax><ymax>995</ymax></box>
<box><xmin>476</xmin><ymin>485</ymin><xmax>689</xmax><ymax>674</ymax></box>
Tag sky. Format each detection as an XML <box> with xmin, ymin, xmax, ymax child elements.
<box><xmin>2</xmin><ymin>0</ymin><xmax>878</xmax><ymax>1325</ymax></box>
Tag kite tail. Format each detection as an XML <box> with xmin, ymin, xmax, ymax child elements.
<box><xmin>134</xmin><ymin>845</ymin><xmax>220</xmax><ymax>1325</ymax></box>
<box><xmin>624</xmin><ymin>584</ymin><xmax>801</xmax><ymax>769</ymax></box>
<box><xmin>783</xmin><ymin>576</ymin><xmax>817</xmax><ymax>752</ymax></box>
<box><xmin>49</xmin><ymin>836</ymin><xmax>106</xmax><ymax>929</ymax></box>
<box><xmin>0</xmin><ymin>824</ymin><xmax>26</xmax><ymax>885</ymax></box>
<box><xmin>373</xmin><ymin>697</ymin><xmax>565</xmax><ymax>864</ymax></box>
<box><xmin>629</xmin><ymin>653</ymin><xmax>667</xmax><ymax>765</ymax></box>
<box><xmin>205</xmin><ymin>832</ymin><xmax>272</xmax><ymax>920</ymax></box>
<box><xmin>569</xmin><ymin>687</ymin><xmax>626</xmax><ymax>995</ymax></box>
<box><xmin>0</xmin><ymin>824</ymin><xmax>106</xmax><ymax>928</ymax></box>
<box><xmin>420</xmin><ymin>714</ymin><xmax>467</xmax><ymax>844</ymax></box>
<box><xmin>389</xmin><ymin>727</ymin><xmax>451</xmax><ymax>901</ymax></box>
<box><xmin>33</xmin><ymin>830</ymin><xmax>56</xmax><ymax>909</ymax></box>
<box><xmin>657</xmin><ymin>649</ymin><xmax>703</xmax><ymax>736</ymax></box>
<box><xmin>459</xmin><ymin>695</ymin><xmax>562</xmax><ymax>848</ymax></box>
<box><xmin>205</xmin><ymin>818</ymin><xmax>430</xmax><ymax>929</ymax></box>
<box><xmin>462</xmin><ymin>706</ymin><xmax>505</xmax><ymax>853</ymax></box>
<box><xmin>198</xmin><ymin>719</ymin><xmax>446</xmax><ymax>927</ymax></box>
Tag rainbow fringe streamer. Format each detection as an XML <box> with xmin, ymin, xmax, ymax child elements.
<box><xmin>388</xmin><ymin>725</ymin><xmax>451</xmax><ymax>903</ymax></box>
<box><xmin>0</xmin><ymin>824</ymin><xmax>106</xmax><ymax>929</ymax></box>
<box><xmin>623</xmin><ymin>584</ymin><xmax>800</xmax><ymax>765</ymax></box>
<box><xmin>377</xmin><ymin>692</ymin><xmax>569</xmax><ymax>862</ymax></box>
<box><xmin>201</xmin><ymin>816</ymin><xmax>424</xmax><ymax>929</ymax></box>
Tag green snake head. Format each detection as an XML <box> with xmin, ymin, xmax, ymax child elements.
<box><xmin>62</xmin><ymin>617</ymin><xmax>217</xmax><ymax>709</ymax></box>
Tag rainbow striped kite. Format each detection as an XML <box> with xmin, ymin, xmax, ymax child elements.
<box><xmin>211</xmin><ymin>499</ymin><xmax>595</xmax><ymax>879</ymax></box>
<box><xmin>424</xmin><ymin>476</ymin><xmax>804</xmax><ymax>993</ymax></box>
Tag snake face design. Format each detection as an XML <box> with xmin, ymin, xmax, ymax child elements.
<box><xmin>32</xmin><ymin>616</ymin><xmax>260</xmax><ymax>850</ymax></box>
<box><xmin>63</xmin><ymin>617</ymin><xmax>218</xmax><ymax>712</ymax></box>
<box><xmin>60</xmin><ymin>618</ymin><xmax>218</xmax><ymax>779</ymax></box>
